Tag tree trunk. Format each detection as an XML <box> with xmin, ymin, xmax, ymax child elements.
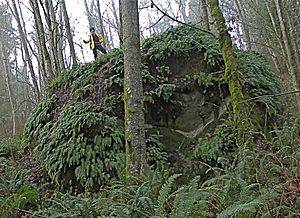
<box><xmin>45</xmin><ymin>0</ymin><xmax>61</xmax><ymax>74</ymax></box>
<box><xmin>1</xmin><ymin>44</ymin><xmax>16</xmax><ymax>136</ymax></box>
<box><xmin>122</xmin><ymin>0</ymin><xmax>147</xmax><ymax>175</ymax></box>
<box><xmin>119</xmin><ymin>0</ymin><xmax>123</xmax><ymax>47</ymax></box>
<box><xmin>60</xmin><ymin>0</ymin><xmax>77</xmax><ymax>66</ymax></box>
<box><xmin>208</xmin><ymin>0</ymin><xmax>252</xmax><ymax>145</ymax></box>
<box><xmin>19</xmin><ymin>40</ymin><xmax>33</xmax><ymax>115</ymax></box>
<box><xmin>83</xmin><ymin>0</ymin><xmax>93</xmax><ymax>28</ymax></box>
<box><xmin>58</xmin><ymin>6</ymin><xmax>65</xmax><ymax>70</ymax></box>
<box><xmin>95</xmin><ymin>0</ymin><xmax>107</xmax><ymax>49</ymax></box>
<box><xmin>201</xmin><ymin>0</ymin><xmax>210</xmax><ymax>30</ymax></box>
<box><xmin>275</xmin><ymin>0</ymin><xmax>300</xmax><ymax>91</ymax></box>
<box><xmin>9</xmin><ymin>0</ymin><xmax>40</xmax><ymax>101</ymax></box>
<box><xmin>233</xmin><ymin>0</ymin><xmax>251</xmax><ymax>49</ymax></box>
<box><xmin>30</xmin><ymin>0</ymin><xmax>55</xmax><ymax>82</ymax></box>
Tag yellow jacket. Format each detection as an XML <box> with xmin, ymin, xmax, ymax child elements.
<box><xmin>83</xmin><ymin>33</ymin><xmax>104</xmax><ymax>49</ymax></box>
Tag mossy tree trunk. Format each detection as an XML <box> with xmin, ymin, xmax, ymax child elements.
<box><xmin>207</xmin><ymin>0</ymin><xmax>252</xmax><ymax>145</ymax></box>
<box><xmin>122</xmin><ymin>0</ymin><xmax>147</xmax><ymax>175</ymax></box>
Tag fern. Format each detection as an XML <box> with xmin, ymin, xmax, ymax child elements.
<box><xmin>155</xmin><ymin>173</ymin><xmax>181</xmax><ymax>217</ymax></box>
<box><xmin>170</xmin><ymin>176</ymin><xmax>208</xmax><ymax>218</ymax></box>
<box><xmin>217</xmin><ymin>198</ymin><xmax>261</xmax><ymax>218</ymax></box>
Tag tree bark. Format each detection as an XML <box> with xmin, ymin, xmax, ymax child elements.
<box><xmin>208</xmin><ymin>0</ymin><xmax>252</xmax><ymax>145</ymax></box>
<box><xmin>83</xmin><ymin>0</ymin><xmax>93</xmax><ymax>28</ymax></box>
<box><xmin>201</xmin><ymin>0</ymin><xmax>210</xmax><ymax>30</ymax></box>
<box><xmin>95</xmin><ymin>0</ymin><xmax>107</xmax><ymax>49</ymax></box>
<box><xmin>275</xmin><ymin>0</ymin><xmax>300</xmax><ymax>91</ymax></box>
<box><xmin>58</xmin><ymin>6</ymin><xmax>65</xmax><ymax>70</ymax></box>
<box><xmin>44</xmin><ymin>0</ymin><xmax>61</xmax><ymax>73</ymax></box>
<box><xmin>60</xmin><ymin>0</ymin><xmax>77</xmax><ymax>66</ymax></box>
<box><xmin>0</xmin><ymin>44</ymin><xmax>16</xmax><ymax>136</ymax></box>
<box><xmin>30</xmin><ymin>0</ymin><xmax>55</xmax><ymax>82</ymax></box>
<box><xmin>9</xmin><ymin>0</ymin><xmax>40</xmax><ymax>101</ymax></box>
<box><xmin>119</xmin><ymin>0</ymin><xmax>123</xmax><ymax>47</ymax></box>
<box><xmin>233</xmin><ymin>0</ymin><xmax>251</xmax><ymax>49</ymax></box>
<box><xmin>122</xmin><ymin>0</ymin><xmax>147</xmax><ymax>175</ymax></box>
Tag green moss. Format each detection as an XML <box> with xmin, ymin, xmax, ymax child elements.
<box><xmin>208</xmin><ymin>0</ymin><xmax>253</xmax><ymax>145</ymax></box>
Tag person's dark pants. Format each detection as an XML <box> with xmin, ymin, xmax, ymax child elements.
<box><xmin>93</xmin><ymin>44</ymin><xmax>107</xmax><ymax>59</ymax></box>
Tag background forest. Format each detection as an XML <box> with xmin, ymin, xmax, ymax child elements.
<box><xmin>0</xmin><ymin>0</ymin><xmax>300</xmax><ymax>217</ymax></box>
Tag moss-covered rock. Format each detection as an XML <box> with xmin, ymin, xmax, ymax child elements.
<box><xmin>24</xmin><ymin>25</ymin><xmax>282</xmax><ymax>189</ymax></box>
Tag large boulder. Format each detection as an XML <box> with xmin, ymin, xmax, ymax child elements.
<box><xmin>25</xmin><ymin>25</ymin><xmax>281</xmax><ymax>190</ymax></box>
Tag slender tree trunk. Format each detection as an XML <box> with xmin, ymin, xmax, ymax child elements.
<box><xmin>58</xmin><ymin>7</ymin><xmax>65</xmax><ymax>70</ymax></box>
<box><xmin>177</xmin><ymin>0</ymin><xmax>188</xmax><ymax>22</ymax></box>
<box><xmin>208</xmin><ymin>0</ymin><xmax>252</xmax><ymax>145</ymax></box>
<box><xmin>201</xmin><ymin>0</ymin><xmax>210</xmax><ymax>30</ymax></box>
<box><xmin>95</xmin><ymin>0</ymin><xmax>107</xmax><ymax>49</ymax></box>
<box><xmin>233</xmin><ymin>0</ymin><xmax>251</xmax><ymax>49</ymax></box>
<box><xmin>275</xmin><ymin>0</ymin><xmax>300</xmax><ymax>91</ymax></box>
<box><xmin>122</xmin><ymin>0</ymin><xmax>147</xmax><ymax>175</ymax></box>
<box><xmin>1</xmin><ymin>46</ymin><xmax>16</xmax><ymax>136</ymax></box>
<box><xmin>285</xmin><ymin>3</ymin><xmax>300</xmax><ymax>78</ymax></box>
<box><xmin>9</xmin><ymin>0</ymin><xmax>40</xmax><ymax>101</ymax></box>
<box><xmin>45</xmin><ymin>0</ymin><xmax>61</xmax><ymax>73</ymax></box>
<box><xmin>118</xmin><ymin>0</ymin><xmax>123</xmax><ymax>47</ymax></box>
<box><xmin>20</xmin><ymin>41</ymin><xmax>33</xmax><ymax>115</ymax></box>
<box><xmin>0</xmin><ymin>22</ymin><xmax>16</xmax><ymax>135</ymax></box>
<box><xmin>265</xmin><ymin>2</ymin><xmax>286</xmax><ymax>59</ymax></box>
<box><xmin>30</xmin><ymin>0</ymin><xmax>55</xmax><ymax>82</ymax></box>
<box><xmin>60</xmin><ymin>0</ymin><xmax>77</xmax><ymax>66</ymax></box>
<box><xmin>108</xmin><ymin>25</ymin><xmax>115</xmax><ymax>49</ymax></box>
<box><xmin>83</xmin><ymin>0</ymin><xmax>93</xmax><ymax>28</ymax></box>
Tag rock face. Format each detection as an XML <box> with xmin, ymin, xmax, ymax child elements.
<box><xmin>25</xmin><ymin>25</ymin><xmax>281</xmax><ymax>189</ymax></box>
<box><xmin>146</xmin><ymin>53</ymin><xmax>229</xmax><ymax>137</ymax></box>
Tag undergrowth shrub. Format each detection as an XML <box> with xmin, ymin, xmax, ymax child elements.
<box><xmin>28</xmin><ymin>100</ymin><xmax>125</xmax><ymax>191</ymax></box>
<box><xmin>35</xmin><ymin>166</ymin><xmax>209</xmax><ymax>217</ymax></box>
<box><xmin>237</xmin><ymin>51</ymin><xmax>281</xmax><ymax>115</ymax></box>
<box><xmin>0</xmin><ymin>139</ymin><xmax>38</xmax><ymax>218</ymax></box>
<box><xmin>146</xmin><ymin>132</ymin><xmax>168</xmax><ymax>165</ymax></box>
<box><xmin>193</xmin><ymin>120</ymin><xmax>236</xmax><ymax>165</ymax></box>
<box><xmin>193</xmin><ymin>116</ymin><xmax>300</xmax><ymax>217</ymax></box>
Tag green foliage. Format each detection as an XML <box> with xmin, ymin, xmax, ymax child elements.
<box><xmin>0</xmin><ymin>137</ymin><xmax>27</xmax><ymax>157</ymax></box>
<box><xmin>192</xmin><ymin>116</ymin><xmax>300</xmax><ymax>217</ymax></box>
<box><xmin>35</xmin><ymin>166</ymin><xmax>168</xmax><ymax>217</ymax></box>
<box><xmin>170</xmin><ymin>176</ymin><xmax>208</xmax><ymax>218</ymax></box>
<box><xmin>7</xmin><ymin>116</ymin><xmax>300</xmax><ymax>217</ymax></box>
<box><xmin>194</xmin><ymin>120</ymin><xmax>236</xmax><ymax>164</ymax></box>
<box><xmin>35</xmin><ymin>167</ymin><xmax>207</xmax><ymax>218</ymax></box>
<box><xmin>36</xmin><ymin>192</ymin><xmax>99</xmax><ymax>217</ymax></box>
<box><xmin>0</xmin><ymin>184</ymin><xmax>38</xmax><ymax>218</ymax></box>
<box><xmin>21</xmin><ymin>24</ymin><xmax>286</xmax><ymax>217</ymax></box>
<box><xmin>0</xmin><ymin>139</ymin><xmax>38</xmax><ymax>217</ymax></box>
<box><xmin>27</xmin><ymin>100</ymin><xmax>125</xmax><ymax>190</ymax></box>
<box><xmin>144</xmin><ymin>83</ymin><xmax>176</xmax><ymax>104</ymax></box>
<box><xmin>142</xmin><ymin>24</ymin><xmax>223</xmax><ymax>67</ymax></box>
<box><xmin>24</xmin><ymin>97</ymin><xmax>54</xmax><ymax>140</ymax></box>
<box><xmin>201</xmin><ymin>172</ymin><xmax>262</xmax><ymax>218</ymax></box>
<box><xmin>237</xmin><ymin>50</ymin><xmax>282</xmax><ymax>114</ymax></box>
<box><xmin>146</xmin><ymin>132</ymin><xmax>168</xmax><ymax>165</ymax></box>
<box><xmin>192</xmin><ymin>71</ymin><xmax>223</xmax><ymax>88</ymax></box>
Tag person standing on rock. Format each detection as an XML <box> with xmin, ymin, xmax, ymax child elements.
<box><xmin>83</xmin><ymin>27</ymin><xmax>107</xmax><ymax>59</ymax></box>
